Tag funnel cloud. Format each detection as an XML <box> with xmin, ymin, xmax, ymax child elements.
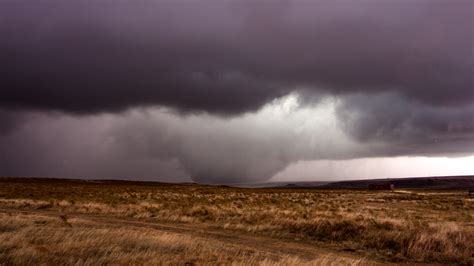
<box><xmin>0</xmin><ymin>0</ymin><xmax>472</xmax><ymax>183</ymax></box>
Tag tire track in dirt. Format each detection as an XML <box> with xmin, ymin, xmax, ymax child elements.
<box><xmin>0</xmin><ymin>208</ymin><xmax>382</xmax><ymax>264</ymax></box>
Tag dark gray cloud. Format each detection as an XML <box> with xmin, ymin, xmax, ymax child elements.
<box><xmin>336</xmin><ymin>93</ymin><xmax>474</xmax><ymax>156</ymax></box>
<box><xmin>0</xmin><ymin>111</ymin><xmax>190</xmax><ymax>182</ymax></box>
<box><xmin>0</xmin><ymin>110</ymin><xmax>33</xmax><ymax>135</ymax></box>
<box><xmin>0</xmin><ymin>0</ymin><xmax>473</xmax><ymax>183</ymax></box>
<box><xmin>0</xmin><ymin>1</ymin><xmax>288</xmax><ymax>115</ymax></box>
<box><xmin>1</xmin><ymin>0</ymin><xmax>472</xmax><ymax>116</ymax></box>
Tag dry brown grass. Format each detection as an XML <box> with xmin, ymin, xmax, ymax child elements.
<box><xmin>0</xmin><ymin>213</ymin><xmax>365</xmax><ymax>266</ymax></box>
<box><xmin>0</xmin><ymin>178</ymin><xmax>473</xmax><ymax>265</ymax></box>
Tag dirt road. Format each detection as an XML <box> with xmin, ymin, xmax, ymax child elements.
<box><xmin>0</xmin><ymin>207</ymin><xmax>382</xmax><ymax>265</ymax></box>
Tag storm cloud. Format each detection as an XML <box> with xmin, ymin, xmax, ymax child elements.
<box><xmin>1</xmin><ymin>0</ymin><xmax>472</xmax><ymax>114</ymax></box>
<box><xmin>336</xmin><ymin>93</ymin><xmax>474</xmax><ymax>154</ymax></box>
<box><xmin>0</xmin><ymin>0</ymin><xmax>472</xmax><ymax>183</ymax></box>
<box><xmin>0</xmin><ymin>96</ymin><xmax>367</xmax><ymax>183</ymax></box>
<box><xmin>1</xmin><ymin>95</ymin><xmax>472</xmax><ymax>183</ymax></box>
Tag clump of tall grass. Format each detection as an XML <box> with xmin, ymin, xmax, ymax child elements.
<box><xmin>280</xmin><ymin>217</ymin><xmax>473</xmax><ymax>264</ymax></box>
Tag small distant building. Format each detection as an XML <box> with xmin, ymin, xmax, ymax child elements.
<box><xmin>368</xmin><ymin>183</ymin><xmax>395</xmax><ymax>190</ymax></box>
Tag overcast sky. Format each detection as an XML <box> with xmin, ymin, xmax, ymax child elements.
<box><xmin>0</xmin><ymin>0</ymin><xmax>473</xmax><ymax>183</ymax></box>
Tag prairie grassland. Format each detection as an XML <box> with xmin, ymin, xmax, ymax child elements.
<box><xmin>0</xmin><ymin>212</ymin><xmax>367</xmax><ymax>265</ymax></box>
<box><xmin>0</xmin><ymin>178</ymin><xmax>473</xmax><ymax>265</ymax></box>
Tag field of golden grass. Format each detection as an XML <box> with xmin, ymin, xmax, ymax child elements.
<box><xmin>0</xmin><ymin>178</ymin><xmax>472</xmax><ymax>265</ymax></box>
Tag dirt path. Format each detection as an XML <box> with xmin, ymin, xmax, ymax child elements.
<box><xmin>0</xmin><ymin>207</ymin><xmax>384</xmax><ymax>264</ymax></box>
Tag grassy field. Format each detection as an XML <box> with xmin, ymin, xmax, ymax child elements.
<box><xmin>0</xmin><ymin>178</ymin><xmax>472</xmax><ymax>265</ymax></box>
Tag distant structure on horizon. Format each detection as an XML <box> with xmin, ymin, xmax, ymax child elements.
<box><xmin>368</xmin><ymin>183</ymin><xmax>395</xmax><ymax>190</ymax></box>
